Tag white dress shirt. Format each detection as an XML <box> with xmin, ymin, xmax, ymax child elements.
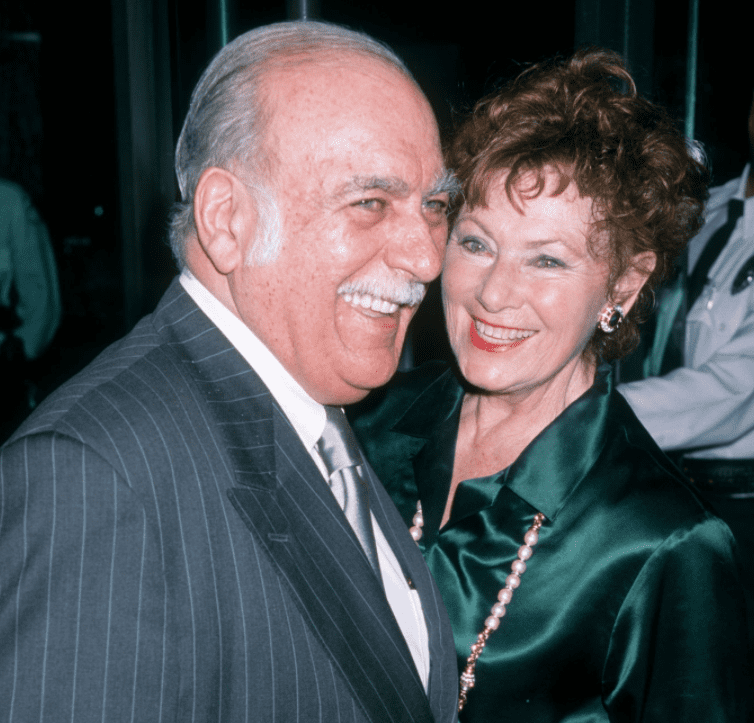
<box><xmin>620</xmin><ymin>166</ymin><xmax>754</xmax><ymax>458</ymax></box>
<box><xmin>180</xmin><ymin>270</ymin><xmax>430</xmax><ymax>689</ymax></box>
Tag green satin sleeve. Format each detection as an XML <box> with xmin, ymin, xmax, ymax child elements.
<box><xmin>603</xmin><ymin>517</ymin><xmax>751</xmax><ymax>721</ymax></box>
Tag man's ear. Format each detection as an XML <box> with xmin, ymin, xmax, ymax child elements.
<box><xmin>193</xmin><ymin>167</ymin><xmax>256</xmax><ymax>275</ymax></box>
<box><xmin>611</xmin><ymin>251</ymin><xmax>657</xmax><ymax>313</ymax></box>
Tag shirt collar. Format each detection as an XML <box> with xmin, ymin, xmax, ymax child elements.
<box><xmin>180</xmin><ymin>269</ymin><xmax>326</xmax><ymax>451</ymax></box>
<box><xmin>735</xmin><ymin>164</ymin><xmax>751</xmax><ymax>200</ymax></box>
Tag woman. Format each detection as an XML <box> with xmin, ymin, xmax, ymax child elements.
<box><xmin>352</xmin><ymin>49</ymin><xmax>752</xmax><ymax>721</ymax></box>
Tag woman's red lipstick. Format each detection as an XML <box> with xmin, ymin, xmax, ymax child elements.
<box><xmin>469</xmin><ymin>319</ymin><xmax>529</xmax><ymax>352</ymax></box>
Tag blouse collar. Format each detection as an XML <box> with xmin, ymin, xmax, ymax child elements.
<box><xmin>391</xmin><ymin>364</ymin><xmax>614</xmax><ymax>523</ymax></box>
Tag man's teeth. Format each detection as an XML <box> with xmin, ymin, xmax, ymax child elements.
<box><xmin>474</xmin><ymin>320</ymin><xmax>535</xmax><ymax>342</ymax></box>
<box><xmin>341</xmin><ymin>292</ymin><xmax>399</xmax><ymax>314</ymax></box>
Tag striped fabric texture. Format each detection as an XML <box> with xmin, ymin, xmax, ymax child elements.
<box><xmin>0</xmin><ymin>280</ymin><xmax>458</xmax><ymax>723</ymax></box>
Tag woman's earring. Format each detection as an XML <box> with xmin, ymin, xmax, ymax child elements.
<box><xmin>598</xmin><ymin>304</ymin><xmax>623</xmax><ymax>333</ymax></box>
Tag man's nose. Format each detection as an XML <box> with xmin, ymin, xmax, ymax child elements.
<box><xmin>385</xmin><ymin>212</ymin><xmax>445</xmax><ymax>283</ymax></box>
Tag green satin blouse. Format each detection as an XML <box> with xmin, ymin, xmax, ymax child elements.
<box><xmin>351</xmin><ymin>362</ymin><xmax>752</xmax><ymax>722</ymax></box>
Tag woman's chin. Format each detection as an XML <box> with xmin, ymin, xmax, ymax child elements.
<box><xmin>455</xmin><ymin>357</ymin><xmax>512</xmax><ymax>395</ymax></box>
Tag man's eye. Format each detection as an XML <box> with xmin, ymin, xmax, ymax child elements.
<box><xmin>353</xmin><ymin>198</ymin><xmax>385</xmax><ymax>211</ymax></box>
<box><xmin>424</xmin><ymin>198</ymin><xmax>449</xmax><ymax>214</ymax></box>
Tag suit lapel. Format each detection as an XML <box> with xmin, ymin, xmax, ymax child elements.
<box><xmin>229</xmin><ymin>405</ymin><xmax>435</xmax><ymax>723</ymax></box>
<box><xmin>157</xmin><ymin>283</ymin><xmax>436</xmax><ymax>722</ymax></box>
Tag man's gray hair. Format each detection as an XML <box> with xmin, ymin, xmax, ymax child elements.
<box><xmin>169</xmin><ymin>21</ymin><xmax>415</xmax><ymax>268</ymax></box>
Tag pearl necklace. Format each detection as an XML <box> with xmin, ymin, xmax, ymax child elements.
<box><xmin>410</xmin><ymin>501</ymin><xmax>545</xmax><ymax>713</ymax></box>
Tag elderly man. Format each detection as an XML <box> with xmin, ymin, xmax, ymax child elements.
<box><xmin>0</xmin><ymin>22</ymin><xmax>459</xmax><ymax>723</ymax></box>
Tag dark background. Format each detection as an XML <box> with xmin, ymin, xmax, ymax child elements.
<box><xmin>1</xmin><ymin>0</ymin><xmax>750</xmax><ymax>405</ymax></box>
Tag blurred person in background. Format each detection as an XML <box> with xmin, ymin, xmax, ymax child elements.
<box><xmin>0</xmin><ymin>177</ymin><xmax>60</xmax><ymax>441</ymax></box>
<box><xmin>620</xmin><ymin>89</ymin><xmax>754</xmax><ymax>654</ymax></box>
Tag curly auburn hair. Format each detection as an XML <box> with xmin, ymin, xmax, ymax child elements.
<box><xmin>447</xmin><ymin>47</ymin><xmax>709</xmax><ymax>361</ymax></box>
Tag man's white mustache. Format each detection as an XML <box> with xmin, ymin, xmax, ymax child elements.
<box><xmin>338</xmin><ymin>277</ymin><xmax>427</xmax><ymax>307</ymax></box>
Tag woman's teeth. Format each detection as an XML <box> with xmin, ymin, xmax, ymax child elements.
<box><xmin>474</xmin><ymin>319</ymin><xmax>535</xmax><ymax>342</ymax></box>
<box><xmin>342</xmin><ymin>292</ymin><xmax>399</xmax><ymax>315</ymax></box>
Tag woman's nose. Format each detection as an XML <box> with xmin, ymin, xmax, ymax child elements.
<box><xmin>478</xmin><ymin>258</ymin><xmax>523</xmax><ymax>312</ymax></box>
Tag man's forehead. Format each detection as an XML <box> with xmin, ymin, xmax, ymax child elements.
<box><xmin>265</xmin><ymin>55</ymin><xmax>437</xmax><ymax>138</ymax></box>
<box><xmin>263</xmin><ymin>52</ymin><xmax>415</xmax><ymax>106</ymax></box>
<box><xmin>259</xmin><ymin>54</ymin><xmax>447</xmax><ymax>202</ymax></box>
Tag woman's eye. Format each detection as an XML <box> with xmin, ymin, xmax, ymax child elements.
<box><xmin>459</xmin><ymin>236</ymin><xmax>487</xmax><ymax>254</ymax></box>
<box><xmin>535</xmin><ymin>256</ymin><xmax>564</xmax><ymax>269</ymax></box>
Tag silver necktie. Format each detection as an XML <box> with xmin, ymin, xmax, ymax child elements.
<box><xmin>316</xmin><ymin>406</ymin><xmax>382</xmax><ymax>581</ymax></box>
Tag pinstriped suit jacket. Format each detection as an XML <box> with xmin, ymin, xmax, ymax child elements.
<box><xmin>0</xmin><ymin>280</ymin><xmax>459</xmax><ymax>723</ymax></box>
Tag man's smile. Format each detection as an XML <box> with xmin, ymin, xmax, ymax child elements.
<box><xmin>338</xmin><ymin>276</ymin><xmax>426</xmax><ymax>319</ymax></box>
<box><xmin>341</xmin><ymin>291</ymin><xmax>401</xmax><ymax>315</ymax></box>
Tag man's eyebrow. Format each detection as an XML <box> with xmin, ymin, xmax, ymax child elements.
<box><xmin>425</xmin><ymin>171</ymin><xmax>461</xmax><ymax>200</ymax></box>
<box><xmin>333</xmin><ymin>172</ymin><xmax>461</xmax><ymax>201</ymax></box>
<box><xmin>334</xmin><ymin>176</ymin><xmax>410</xmax><ymax>199</ymax></box>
